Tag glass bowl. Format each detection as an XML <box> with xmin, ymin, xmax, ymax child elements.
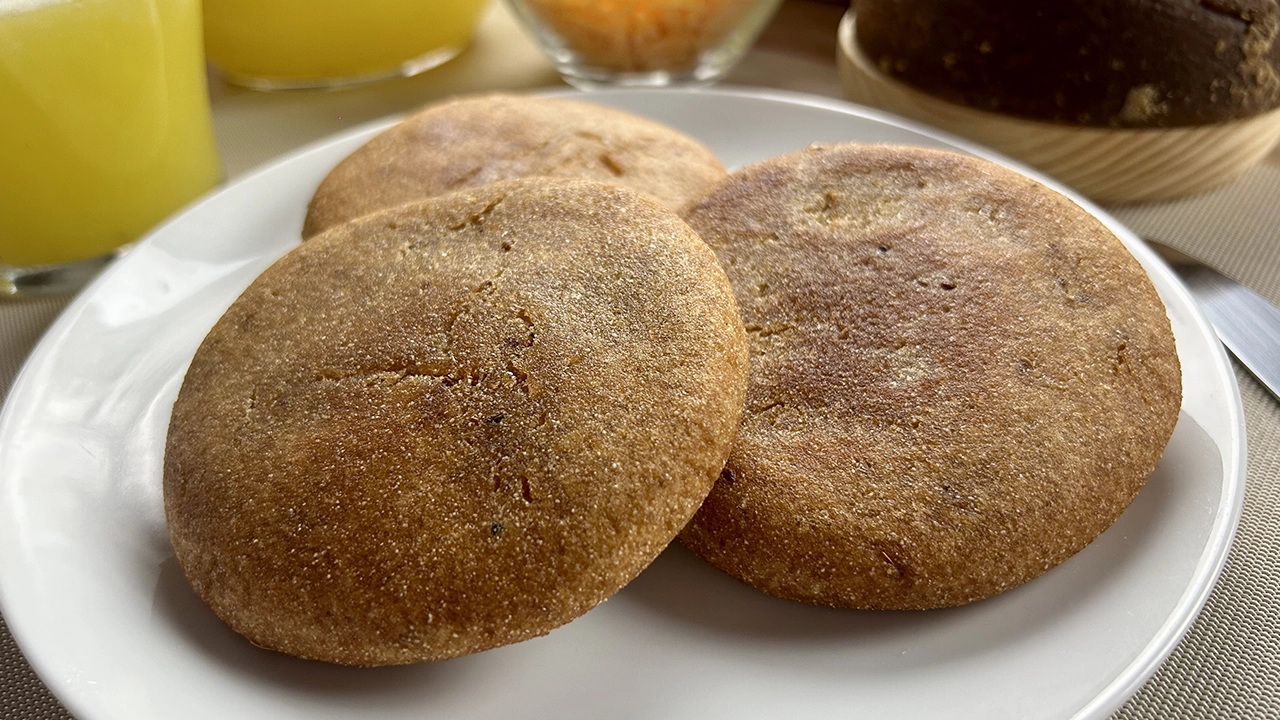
<box><xmin>505</xmin><ymin>0</ymin><xmax>784</xmax><ymax>88</ymax></box>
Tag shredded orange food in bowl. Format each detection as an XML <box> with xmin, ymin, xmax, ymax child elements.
<box><xmin>522</xmin><ymin>0</ymin><xmax>761</xmax><ymax>73</ymax></box>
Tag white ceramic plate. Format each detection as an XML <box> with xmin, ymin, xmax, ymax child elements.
<box><xmin>0</xmin><ymin>88</ymin><xmax>1245</xmax><ymax>720</ymax></box>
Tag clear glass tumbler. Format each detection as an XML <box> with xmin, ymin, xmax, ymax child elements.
<box><xmin>0</xmin><ymin>0</ymin><xmax>222</xmax><ymax>296</ymax></box>
<box><xmin>203</xmin><ymin>0</ymin><xmax>493</xmax><ymax>90</ymax></box>
<box><xmin>506</xmin><ymin>0</ymin><xmax>784</xmax><ymax>88</ymax></box>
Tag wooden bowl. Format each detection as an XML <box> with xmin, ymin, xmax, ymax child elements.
<box><xmin>837</xmin><ymin>9</ymin><xmax>1280</xmax><ymax>205</ymax></box>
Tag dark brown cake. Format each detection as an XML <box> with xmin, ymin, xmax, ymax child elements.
<box><xmin>855</xmin><ymin>0</ymin><xmax>1280</xmax><ymax>127</ymax></box>
<box><xmin>679</xmin><ymin>143</ymin><xmax>1182</xmax><ymax>610</ymax></box>
<box><xmin>164</xmin><ymin>178</ymin><xmax>748</xmax><ymax>665</ymax></box>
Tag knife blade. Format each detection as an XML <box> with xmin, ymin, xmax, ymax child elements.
<box><xmin>1145</xmin><ymin>238</ymin><xmax>1280</xmax><ymax>403</ymax></box>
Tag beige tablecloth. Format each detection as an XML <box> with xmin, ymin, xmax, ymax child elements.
<box><xmin>3</xmin><ymin>3</ymin><xmax>1278</xmax><ymax>718</ymax></box>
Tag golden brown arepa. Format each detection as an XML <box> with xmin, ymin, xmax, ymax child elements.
<box><xmin>302</xmin><ymin>94</ymin><xmax>726</xmax><ymax>238</ymax></box>
<box><xmin>679</xmin><ymin>143</ymin><xmax>1182</xmax><ymax>610</ymax></box>
<box><xmin>164</xmin><ymin>178</ymin><xmax>749</xmax><ymax>665</ymax></box>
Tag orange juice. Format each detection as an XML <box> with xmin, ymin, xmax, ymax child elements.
<box><xmin>0</xmin><ymin>0</ymin><xmax>221</xmax><ymax>269</ymax></box>
<box><xmin>203</xmin><ymin>0</ymin><xmax>491</xmax><ymax>87</ymax></box>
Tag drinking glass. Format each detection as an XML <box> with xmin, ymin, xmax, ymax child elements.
<box><xmin>202</xmin><ymin>0</ymin><xmax>493</xmax><ymax>90</ymax></box>
<box><xmin>0</xmin><ymin>0</ymin><xmax>222</xmax><ymax>296</ymax></box>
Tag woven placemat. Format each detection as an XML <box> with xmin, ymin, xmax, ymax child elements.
<box><xmin>0</xmin><ymin>297</ymin><xmax>74</xmax><ymax>719</ymax></box>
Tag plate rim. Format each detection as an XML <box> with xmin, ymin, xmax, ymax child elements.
<box><xmin>0</xmin><ymin>86</ymin><xmax>1248</xmax><ymax>720</ymax></box>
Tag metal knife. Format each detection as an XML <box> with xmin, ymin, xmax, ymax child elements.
<box><xmin>1145</xmin><ymin>238</ymin><xmax>1280</xmax><ymax>403</ymax></box>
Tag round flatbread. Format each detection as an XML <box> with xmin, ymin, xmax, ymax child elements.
<box><xmin>679</xmin><ymin>143</ymin><xmax>1182</xmax><ymax>610</ymax></box>
<box><xmin>164</xmin><ymin>178</ymin><xmax>749</xmax><ymax>664</ymax></box>
<box><xmin>302</xmin><ymin>93</ymin><xmax>727</xmax><ymax>238</ymax></box>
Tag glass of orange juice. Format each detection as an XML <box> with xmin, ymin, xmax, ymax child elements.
<box><xmin>0</xmin><ymin>0</ymin><xmax>222</xmax><ymax>296</ymax></box>
<box><xmin>203</xmin><ymin>0</ymin><xmax>493</xmax><ymax>90</ymax></box>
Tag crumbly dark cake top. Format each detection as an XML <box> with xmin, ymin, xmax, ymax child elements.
<box><xmin>855</xmin><ymin>0</ymin><xmax>1280</xmax><ymax>127</ymax></box>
